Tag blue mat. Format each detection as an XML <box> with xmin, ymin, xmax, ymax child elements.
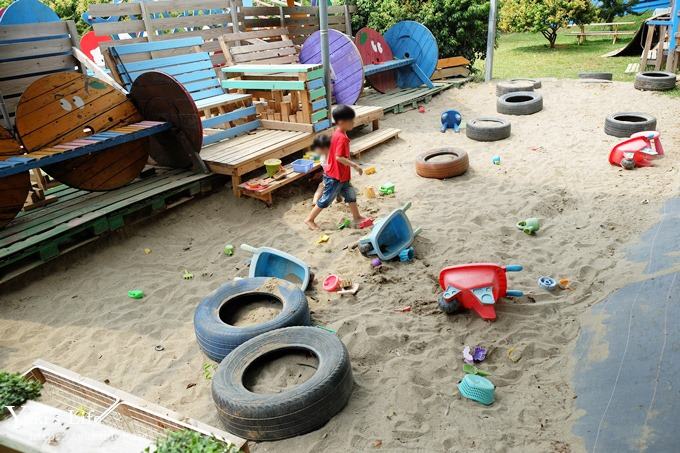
<box><xmin>573</xmin><ymin>199</ymin><xmax>680</xmax><ymax>451</ymax></box>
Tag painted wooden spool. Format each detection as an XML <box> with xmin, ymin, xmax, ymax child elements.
<box><xmin>14</xmin><ymin>72</ymin><xmax>149</xmax><ymax>191</ymax></box>
<box><xmin>0</xmin><ymin>0</ymin><xmax>58</xmax><ymax>24</ymax></box>
<box><xmin>355</xmin><ymin>27</ymin><xmax>396</xmax><ymax>93</ymax></box>
<box><xmin>129</xmin><ymin>71</ymin><xmax>203</xmax><ymax>169</ymax></box>
<box><xmin>384</xmin><ymin>21</ymin><xmax>438</xmax><ymax>89</ymax></box>
<box><xmin>299</xmin><ymin>29</ymin><xmax>364</xmax><ymax>105</ymax></box>
<box><xmin>0</xmin><ymin>127</ymin><xmax>30</xmax><ymax>228</ymax></box>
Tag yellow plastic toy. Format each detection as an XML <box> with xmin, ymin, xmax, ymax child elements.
<box><xmin>364</xmin><ymin>166</ymin><xmax>376</xmax><ymax>175</ymax></box>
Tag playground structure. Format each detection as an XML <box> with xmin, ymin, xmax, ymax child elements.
<box><xmin>640</xmin><ymin>0</ymin><xmax>680</xmax><ymax>71</ymax></box>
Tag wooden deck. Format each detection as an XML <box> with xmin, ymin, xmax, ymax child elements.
<box><xmin>358</xmin><ymin>82</ymin><xmax>462</xmax><ymax>114</ymax></box>
<box><xmin>0</xmin><ymin>169</ymin><xmax>218</xmax><ymax>283</ymax></box>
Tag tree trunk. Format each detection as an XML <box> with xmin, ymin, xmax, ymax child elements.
<box><xmin>541</xmin><ymin>28</ymin><xmax>558</xmax><ymax>48</ymax></box>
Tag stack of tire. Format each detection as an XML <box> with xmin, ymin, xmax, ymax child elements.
<box><xmin>194</xmin><ymin>277</ymin><xmax>352</xmax><ymax>441</ymax></box>
<box><xmin>495</xmin><ymin>79</ymin><xmax>543</xmax><ymax>116</ymax></box>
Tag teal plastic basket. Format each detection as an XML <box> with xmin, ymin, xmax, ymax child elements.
<box><xmin>458</xmin><ymin>374</ymin><xmax>495</xmax><ymax>405</ymax></box>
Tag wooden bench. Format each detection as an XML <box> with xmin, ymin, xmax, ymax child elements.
<box><xmin>567</xmin><ymin>22</ymin><xmax>636</xmax><ymax>44</ymax></box>
<box><xmin>219</xmin><ymin>27</ymin><xmax>298</xmax><ymax>66</ymax></box>
<box><xmin>106</xmin><ymin>37</ymin><xmax>258</xmax><ymax>146</ymax></box>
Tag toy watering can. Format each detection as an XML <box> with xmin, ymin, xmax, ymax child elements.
<box><xmin>516</xmin><ymin>218</ymin><xmax>540</xmax><ymax>235</ymax></box>
<box><xmin>441</xmin><ymin>109</ymin><xmax>462</xmax><ymax>133</ymax></box>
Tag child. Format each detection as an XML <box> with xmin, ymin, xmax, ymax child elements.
<box><xmin>305</xmin><ymin>105</ymin><xmax>366</xmax><ymax>230</ymax></box>
<box><xmin>311</xmin><ymin>134</ymin><xmax>331</xmax><ymax>205</ymax></box>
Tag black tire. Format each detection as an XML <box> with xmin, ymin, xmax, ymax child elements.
<box><xmin>604</xmin><ymin>112</ymin><xmax>657</xmax><ymax>138</ymax></box>
<box><xmin>497</xmin><ymin>91</ymin><xmax>543</xmax><ymax>116</ymax></box>
<box><xmin>358</xmin><ymin>242</ymin><xmax>373</xmax><ymax>256</ymax></box>
<box><xmin>509</xmin><ymin>78</ymin><xmax>542</xmax><ymax>89</ymax></box>
<box><xmin>466</xmin><ymin>117</ymin><xmax>511</xmax><ymax>142</ymax></box>
<box><xmin>212</xmin><ymin>326</ymin><xmax>353</xmax><ymax>441</ymax></box>
<box><xmin>194</xmin><ymin>277</ymin><xmax>311</xmax><ymax>362</ymax></box>
<box><xmin>578</xmin><ymin>72</ymin><xmax>613</xmax><ymax>81</ymax></box>
<box><xmin>438</xmin><ymin>294</ymin><xmax>459</xmax><ymax>314</ymax></box>
<box><xmin>634</xmin><ymin>71</ymin><xmax>677</xmax><ymax>91</ymax></box>
<box><xmin>495</xmin><ymin>80</ymin><xmax>534</xmax><ymax>96</ymax></box>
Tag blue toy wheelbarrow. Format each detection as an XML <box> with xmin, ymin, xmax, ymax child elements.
<box><xmin>358</xmin><ymin>202</ymin><xmax>421</xmax><ymax>261</ymax></box>
<box><xmin>241</xmin><ymin>244</ymin><xmax>312</xmax><ymax>290</ymax></box>
<box><xmin>441</xmin><ymin>109</ymin><xmax>462</xmax><ymax>133</ymax></box>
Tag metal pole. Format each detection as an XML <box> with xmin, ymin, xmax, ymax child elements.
<box><xmin>485</xmin><ymin>0</ymin><xmax>497</xmax><ymax>82</ymax></box>
<box><xmin>319</xmin><ymin>0</ymin><xmax>332</xmax><ymax>118</ymax></box>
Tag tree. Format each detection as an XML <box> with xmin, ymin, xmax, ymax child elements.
<box><xmin>500</xmin><ymin>0</ymin><xmax>599</xmax><ymax>48</ymax></box>
<box><xmin>341</xmin><ymin>0</ymin><xmax>493</xmax><ymax>64</ymax></box>
<box><xmin>598</xmin><ymin>0</ymin><xmax>640</xmax><ymax>24</ymax></box>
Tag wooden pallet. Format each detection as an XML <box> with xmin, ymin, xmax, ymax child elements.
<box><xmin>358</xmin><ymin>82</ymin><xmax>460</xmax><ymax>114</ymax></box>
<box><xmin>0</xmin><ymin>169</ymin><xmax>218</xmax><ymax>283</ymax></box>
<box><xmin>351</xmin><ymin>127</ymin><xmax>400</xmax><ymax>157</ymax></box>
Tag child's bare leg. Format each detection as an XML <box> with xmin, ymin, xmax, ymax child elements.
<box><xmin>313</xmin><ymin>183</ymin><xmax>324</xmax><ymax>204</ymax></box>
<box><xmin>305</xmin><ymin>205</ymin><xmax>323</xmax><ymax>230</ymax></box>
<box><xmin>348</xmin><ymin>202</ymin><xmax>366</xmax><ymax>223</ymax></box>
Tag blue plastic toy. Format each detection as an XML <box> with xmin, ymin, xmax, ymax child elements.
<box><xmin>441</xmin><ymin>110</ymin><xmax>462</xmax><ymax>133</ymax></box>
<box><xmin>241</xmin><ymin>244</ymin><xmax>312</xmax><ymax>290</ymax></box>
<box><xmin>358</xmin><ymin>202</ymin><xmax>421</xmax><ymax>261</ymax></box>
<box><xmin>538</xmin><ymin>276</ymin><xmax>558</xmax><ymax>291</ymax></box>
<box><xmin>399</xmin><ymin>247</ymin><xmax>414</xmax><ymax>262</ymax></box>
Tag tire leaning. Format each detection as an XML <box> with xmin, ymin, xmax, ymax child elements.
<box><xmin>604</xmin><ymin>112</ymin><xmax>657</xmax><ymax>138</ymax></box>
<box><xmin>212</xmin><ymin>326</ymin><xmax>353</xmax><ymax>441</ymax></box>
<box><xmin>634</xmin><ymin>71</ymin><xmax>677</xmax><ymax>91</ymax></box>
<box><xmin>495</xmin><ymin>80</ymin><xmax>535</xmax><ymax>96</ymax></box>
<box><xmin>466</xmin><ymin>117</ymin><xmax>511</xmax><ymax>142</ymax></box>
<box><xmin>497</xmin><ymin>91</ymin><xmax>543</xmax><ymax>115</ymax></box>
<box><xmin>194</xmin><ymin>277</ymin><xmax>311</xmax><ymax>362</ymax></box>
<box><xmin>415</xmin><ymin>148</ymin><xmax>469</xmax><ymax>179</ymax></box>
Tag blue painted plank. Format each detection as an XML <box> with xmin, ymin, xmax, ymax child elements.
<box><xmin>109</xmin><ymin>37</ymin><xmax>205</xmax><ymax>56</ymax></box>
<box><xmin>0</xmin><ymin>123</ymin><xmax>172</xmax><ymax>178</ymax></box>
<box><xmin>202</xmin><ymin>120</ymin><xmax>261</xmax><ymax>145</ymax></box>
<box><xmin>314</xmin><ymin>119</ymin><xmax>330</xmax><ymax>132</ymax></box>
<box><xmin>312</xmin><ymin>98</ymin><xmax>327</xmax><ymax>112</ymax></box>
<box><xmin>412</xmin><ymin>63</ymin><xmax>435</xmax><ymax>89</ymax></box>
<box><xmin>306</xmin><ymin>78</ymin><xmax>324</xmax><ymax>90</ymax></box>
<box><xmin>201</xmin><ymin>106</ymin><xmax>257</xmax><ymax>129</ymax></box>
<box><xmin>120</xmin><ymin>52</ymin><xmax>209</xmax><ymax>73</ymax></box>
<box><xmin>191</xmin><ymin>87</ymin><xmax>226</xmax><ymax>101</ymax></box>
<box><xmin>174</xmin><ymin>69</ymin><xmax>219</xmax><ymax>85</ymax></box>
<box><xmin>127</xmin><ymin>60</ymin><xmax>214</xmax><ymax>82</ymax></box>
<box><xmin>363</xmin><ymin>58</ymin><xmax>414</xmax><ymax>76</ymax></box>
<box><xmin>183</xmin><ymin>78</ymin><xmax>221</xmax><ymax>93</ymax></box>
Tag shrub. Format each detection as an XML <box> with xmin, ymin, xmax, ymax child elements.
<box><xmin>0</xmin><ymin>372</ymin><xmax>43</xmax><ymax>418</ymax></box>
<box><xmin>598</xmin><ymin>0</ymin><xmax>640</xmax><ymax>24</ymax></box>
<box><xmin>146</xmin><ymin>430</ymin><xmax>240</xmax><ymax>453</ymax></box>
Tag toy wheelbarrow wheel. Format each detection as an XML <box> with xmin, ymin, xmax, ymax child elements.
<box><xmin>438</xmin><ymin>294</ymin><xmax>459</xmax><ymax>314</ymax></box>
<box><xmin>358</xmin><ymin>242</ymin><xmax>373</xmax><ymax>257</ymax></box>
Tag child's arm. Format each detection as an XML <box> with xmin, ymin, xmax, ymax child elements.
<box><xmin>337</xmin><ymin>156</ymin><xmax>363</xmax><ymax>175</ymax></box>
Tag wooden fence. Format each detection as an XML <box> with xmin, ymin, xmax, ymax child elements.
<box><xmin>89</xmin><ymin>1</ymin><xmax>355</xmax><ymax>67</ymax></box>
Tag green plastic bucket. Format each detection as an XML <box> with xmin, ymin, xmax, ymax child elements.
<box><xmin>264</xmin><ymin>159</ymin><xmax>282</xmax><ymax>177</ymax></box>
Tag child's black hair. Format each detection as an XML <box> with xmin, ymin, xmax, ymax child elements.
<box><xmin>312</xmin><ymin>134</ymin><xmax>331</xmax><ymax>149</ymax></box>
<box><xmin>332</xmin><ymin>104</ymin><xmax>356</xmax><ymax>122</ymax></box>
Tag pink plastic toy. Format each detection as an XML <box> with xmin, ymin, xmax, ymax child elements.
<box><xmin>609</xmin><ymin>131</ymin><xmax>665</xmax><ymax>169</ymax></box>
<box><xmin>359</xmin><ymin>218</ymin><xmax>374</xmax><ymax>229</ymax></box>
<box><xmin>323</xmin><ymin>275</ymin><xmax>340</xmax><ymax>292</ymax></box>
<box><xmin>438</xmin><ymin>264</ymin><xmax>524</xmax><ymax>321</ymax></box>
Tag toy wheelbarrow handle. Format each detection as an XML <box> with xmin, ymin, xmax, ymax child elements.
<box><xmin>402</xmin><ymin>201</ymin><xmax>412</xmax><ymax>212</ymax></box>
<box><xmin>240</xmin><ymin>244</ymin><xmax>258</xmax><ymax>254</ymax></box>
<box><xmin>413</xmin><ymin>227</ymin><xmax>422</xmax><ymax>236</ymax></box>
<box><xmin>505</xmin><ymin>265</ymin><xmax>523</xmax><ymax>272</ymax></box>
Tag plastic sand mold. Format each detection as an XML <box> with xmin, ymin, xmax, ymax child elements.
<box><xmin>458</xmin><ymin>374</ymin><xmax>495</xmax><ymax>405</ymax></box>
<box><xmin>128</xmin><ymin>290</ymin><xmax>144</xmax><ymax>299</ymax></box>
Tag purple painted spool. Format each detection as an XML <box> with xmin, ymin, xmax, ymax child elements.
<box><xmin>300</xmin><ymin>29</ymin><xmax>364</xmax><ymax>106</ymax></box>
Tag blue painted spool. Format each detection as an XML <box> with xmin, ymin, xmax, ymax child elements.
<box><xmin>241</xmin><ymin>244</ymin><xmax>312</xmax><ymax>291</ymax></box>
<box><xmin>0</xmin><ymin>0</ymin><xmax>58</xmax><ymax>24</ymax></box>
<box><xmin>384</xmin><ymin>21</ymin><xmax>438</xmax><ymax>89</ymax></box>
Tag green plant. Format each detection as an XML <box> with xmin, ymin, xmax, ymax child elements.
<box><xmin>598</xmin><ymin>0</ymin><xmax>640</xmax><ymax>23</ymax></box>
<box><xmin>145</xmin><ymin>430</ymin><xmax>240</xmax><ymax>453</ymax></box>
<box><xmin>341</xmin><ymin>0</ymin><xmax>493</xmax><ymax>64</ymax></box>
<box><xmin>500</xmin><ymin>0</ymin><xmax>599</xmax><ymax>48</ymax></box>
<box><xmin>0</xmin><ymin>372</ymin><xmax>43</xmax><ymax>418</ymax></box>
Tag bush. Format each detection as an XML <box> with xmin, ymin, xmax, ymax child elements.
<box><xmin>500</xmin><ymin>0</ymin><xmax>599</xmax><ymax>48</ymax></box>
<box><xmin>146</xmin><ymin>430</ymin><xmax>240</xmax><ymax>453</ymax></box>
<box><xmin>341</xmin><ymin>0</ymin><xmax>493</xmax><ymax>64</ymax></box>
<box><xmin>598</xmin><ymin>0</ymin><xmax>640</xmax><ymax>23</ymax></box>
<box><xmin>0</xmin><ymin>372</ymin><xmax>43</xmax><ymax>418</ymax></box>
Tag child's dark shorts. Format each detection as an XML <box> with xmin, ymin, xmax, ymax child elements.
<box><xmin>317</xmin><ymin>175</ymin><xmax>356</xmax><ymax>208</ymax></box>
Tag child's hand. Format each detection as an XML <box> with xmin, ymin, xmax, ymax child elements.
<box><xmin>355</xmin><ymin>166</ymin><xmax>364</xmax><ymax>175</ymax></box>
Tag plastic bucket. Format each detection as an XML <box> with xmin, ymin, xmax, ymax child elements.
<box><xmin>264</xmin><ymin>159</ymin><xmax>282</xmax><ymax>177</ymax></box>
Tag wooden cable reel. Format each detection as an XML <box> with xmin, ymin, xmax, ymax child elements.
<box><xmin>384</xmin><ymin>21</ymin><xmax>438</xmax><ymax>89</ymax></box>
<box><xmin>0</xmin><ymin>127</ymin><xmax>30</xmax><ymax>229</ymax></box>
<box><xmin>355</xmin><ymin>27</ymin><xmax>397</xmax><ymax>93</ymax></box>
<box><xmin>15</xmin><ymin>72</ymin><xmax>149</xmax><ymax>191</ymax></box>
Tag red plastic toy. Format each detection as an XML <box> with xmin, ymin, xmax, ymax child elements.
<box><xmin>438</xmin><ymin>264</ymin><xmax>524</xmax><ymax>321</ymax></box>
<box><xmin>609</xmin><ymin>131</ymin><xmax>664</xmax><ymax>169</ymax></box>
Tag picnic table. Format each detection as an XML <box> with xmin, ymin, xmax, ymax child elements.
<box><xmin>567</xmin><ymin>22</ymin><xmax>636</xmax><ymax>44</ymax></box>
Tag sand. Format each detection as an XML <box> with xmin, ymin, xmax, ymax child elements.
<box><xmin>1</xmin><ymin>79</ymin><xmax>679</xmax><ymax>452</ymax></box>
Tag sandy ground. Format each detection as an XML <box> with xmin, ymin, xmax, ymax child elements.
<box><xmin>1</xmin><ymin>79</ymin><xmax>679</xmax><ymax>452</ymax></box>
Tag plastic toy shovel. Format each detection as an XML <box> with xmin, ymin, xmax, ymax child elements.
<box><xmin>241</xmin><ymin>244</ymin><xmax>312</xmax><ymax>290</ymax></box>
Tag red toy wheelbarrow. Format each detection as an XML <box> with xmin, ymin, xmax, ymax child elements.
<box><xmin>438</xmin><ymin>264</ymin><xmax>524</xmax><ymax>321</ymax></box>
<box><xmin>609</xmin><ymin>131</ymin><xmax>664</xmax><ymax>169</ymax></box>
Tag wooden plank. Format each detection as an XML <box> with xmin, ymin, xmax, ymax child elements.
<box><xmin>0</xmin><ymin>37</ymin><xmax>72</xmax><ymax>61</ymax></box>
<box><xmin>93</xmin><ymin>20</ymin><xmax>146</xmax><ymax>36</ymax></box>
<box><xmin>230</xmin><ymin>40</ymin><xmax>294</xmax><ymax>55</ymax></box>
<box><xmin>110</xmin><ymin>37</ymin><xmax>204</xmax><ymax>56</ymax></box>
<box><xmin>0</xmin><ymin>54</ymin><xmax>77</xmax><ymax>79</ymax></box>
<box><xmin>260</xmin><ymin>120</ymin><xmax>312</xmax><ymax>132</ymax></box>
<box><xmin>223</xmin><ymin>63</ymin><xmax>320</xmax><ymax>73</ymax></box>
<box><xmin>144</xmin><ymin>0</ymin><xmax>235</xmax><ymax>14</ymax></box>
<box><xmin>0</xmin><ymin>21</ymin><xmax>69</xmax><ymax>41</ymax></box>
<box><xmin>350</xmin><ymin>127</ymin><xmax>400</xmax><ymax>156</ymax></box>
<box><xmin>222</xmin><ymin>79</ymin><xmax>305</xmax><ymax>90</ymax></box>
<box><xmin>233</xmin><ymin>46</ymin><xmax>296</xmax><ymax>63</ymax></box>
<box><xmin>150</xmin><ymin>14</ymin><xmax>233</xmax><ymax>31</ymax></box>
<box><xmin>436</xmin><ymin>56</ymin><xmax>470</xmax><ymax>69</ymax></box>
<box><xmin>88</xmin><ymin>3</ymin><xmax>142</xmax><ymax>16</ymax></box>
<box><xmin>220</xmin><ymin>28</ymin><xmax>290</xmax><ymax>43</ymax></box>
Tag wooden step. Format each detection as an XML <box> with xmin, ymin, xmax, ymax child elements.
<box><xmin>351</xmin><ymin>127</ymin><xmax>401</xmax><ymax>157</ymax></box>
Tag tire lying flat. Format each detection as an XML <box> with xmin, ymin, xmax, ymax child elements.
<box><xmin>634</xmin><ymin>71</ymin><xmax>677</xmax><ymax>91</ymax></box>
<box><xmin>497</xmin><ymin>91</ymin><xmax>543</xmax><ymax>115</ymax></box>
<box><xmin>604</xmin><ymin>112</ymin><xmax>657</xmax><ymax>138</ymax></box>
<box><xmin>509</xmin><ymin>78</ymin><xmax>542</xmax><ymax>89</ymax></box>
<box><xmin>466</xmin><ymin>117</ymin><xmax>511</xmax><ymax>142</ymax></box>
<box><xmin>415</xmin><ymin>148</ymin><xmax>469</xmax><ymax>179</ymax></box>
<box><xmin>495</xmin><ymin>80</ymin><xmax>535</xmax><ymax>96</ymax></box>
<box><xmin>212</xmin><ymin>326</ymin><xmax>353</xmax><ymax>441</ymax></box>
<box><xmin>194</xmin><ymin>277</ymin><xmax>310</xmax><ymax>362</ymax></box>
<box><xmin>578</xmin><ymin>72</ymin><xmax>613</xmax><ymax>81</ymax></box>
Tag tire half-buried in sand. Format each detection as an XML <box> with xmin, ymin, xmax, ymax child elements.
<box><xmin>415</xmin><ymin>148</ymin><xmax>469</xmax><ymax>179</ymax></box>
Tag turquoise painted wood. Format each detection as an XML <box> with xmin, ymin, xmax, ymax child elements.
<box><xmin>201</xmin><ymin>105</ymin><xmax>257</xmax><ymax>129</ymax></box>
<box><xmin>0</xmin><ymin>122</ymin><xmax>171</xmax><ymax>178</ymax></box>
<box><xmin>222</xmin><ymin>64</ymin><xmax>322</xmax><ymax>74</ymax></box>
<box><xmin>311</xmin><ymin>109</ymin><xmax>328</xmax><ymax>122</ymax></box>
<box><xmin>221</xmin><ymin>79</ymin><xmax>305</xmax><ymax>90</ymax></box>
<box><xmin>314</xmin><ymin>119</ymin><xmax>331</xmax><ymax>132</ymax></box>
<box><xmin>306</xmin><ymin>78</ymin><xmax>324</xmax><ymax>90</ymax></box>
<box><xmin>202</xmin><ymin>120</ymin><xmax>261</xmax><ymax>146</ymax></box>
<box><xmin>311</xmin><ymin>98</ymin><xmax>327</xmax><ymax>112</ymax></box>
<box><xmin>309</xmin><ymin>87</ymin><xmax>326</xmax><ymax>100</ymax></box>
<box><xmin>111</xmin><ymin>37</ymin><xmax>204</xmax><ymax>55</ymax></box>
